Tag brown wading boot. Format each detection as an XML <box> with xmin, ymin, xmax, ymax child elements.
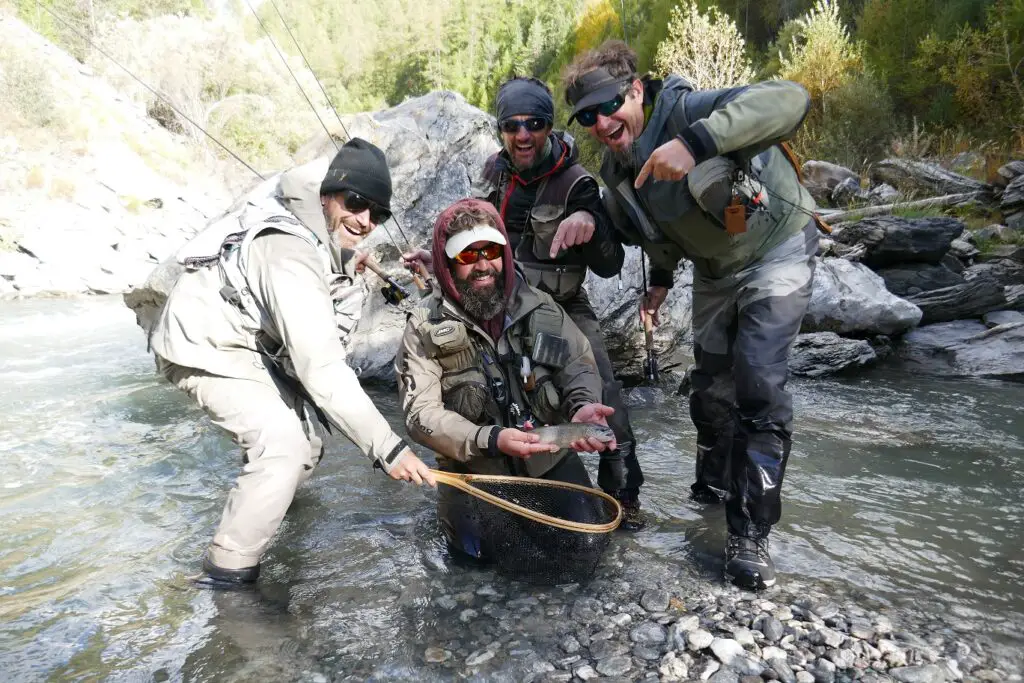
<box><xmin>193</xmin><ymin>555</ymin><xmax>261</xmax><ymax>590</ymax></box>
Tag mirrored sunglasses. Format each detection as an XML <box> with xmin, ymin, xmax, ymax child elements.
<box><xmin>451</xmin><ymin>243</ymin><xmax>503</xmax><ymax>265</ymax></box>
<box><xmin>574</xmin><ymin>84</ymin><xmax>631</xmax><ymax>128</ymax></box>
<box><xmin>340</xmin><ymin>189</ymin><xmax>392</xmax><ymax>225</ymax></box>
<box><xmin>498</xmin><ymin>117</ymin><xmax>550</xmax><ymax>134</ymax></box>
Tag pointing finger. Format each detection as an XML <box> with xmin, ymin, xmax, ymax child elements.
<box><xmin>634</xmin><ymin>158</ymin><xmax>653</xmax><ymax>189</ymax></box>
<box><xmin>549</xmin><ymin>222</ymin><xmax>569</xmax><ymax>258</ymax></box>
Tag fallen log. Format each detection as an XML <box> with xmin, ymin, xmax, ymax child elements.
<box><xmin>819</xmin><ymin>192</ymin><xmax>981</xmax><ymax>225</ymax></box>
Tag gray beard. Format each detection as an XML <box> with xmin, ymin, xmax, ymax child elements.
<box><xmin>455</xmin><ymin>271</ymin><xmax>506</xmax><ymax>321</ymax></box>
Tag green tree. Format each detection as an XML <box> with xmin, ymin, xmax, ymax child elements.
<box><xmin>653</xmin><ymin>1</ymin><xmax>755</xmax><ymax>87</ymax></box>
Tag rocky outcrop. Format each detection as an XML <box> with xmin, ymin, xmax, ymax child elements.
<box><xmin>999</xmin><ymin>169</ymin><xmax>1024</xmax><ymax>230</ymax></box>
<box><xmin>904</xmin><ymin>275</ymin><xmax>1015</xmax><ymax>325</ymax></box>
<box><xmin>803</xmin><ymin>258</ymin><xmax>922</xmax><ymax>335</ymax></box>
<box><xmin>869</xmin><ymin>158</ymin><xmax>987</xmax><ymax>195</ymax></box>
<box><xmin>801</xmin><ymin>160</ymin><xmax>858</xmax><ymax>204</ymax></box>
<box><xmin>895</xmin><ymin>320</ymin><xmax>1024</xmax><ymax>380</ymax></box>
<box><xmin>874</xmin><ymin>263</ymin><xmax>964</xmax><ymax>297</ymax></box>
<box><xmin>789</xmin><ymin>332</ymin><xmax>877</xmax><ymax>377</ymax></box>
<box><xmin>831</xmin><ymin>216</ymin><xmax>964</xmax><ymax>269</ymax></box>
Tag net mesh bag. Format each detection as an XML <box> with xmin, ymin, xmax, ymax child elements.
<box><xmin>435</xmin><ymin>472</ymin><xmax>621</xmax><ymax>585</ymax></box>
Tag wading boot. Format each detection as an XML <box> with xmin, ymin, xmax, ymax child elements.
<box><xmin>615</xmin><ymin>491</ymin><xmax>647</xmax><ymax>532</ymax></box>
<box><xmin>724</xmin><ymin>534</ymin><xmax>775</xmax><ymax>590</ymax></box>
<box><xmin>690</xmin><ymin>483</ymin><xmax>726</xmax><ymax>505</ymax></box>
<box><xmin>193</xmin><ymin>556</ymin><xmax>260</xmax><ymax>590</ymax></box>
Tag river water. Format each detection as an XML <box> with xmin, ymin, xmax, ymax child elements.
<box><xmin>1</xmin><ymin>296</ymin><xmax>1022</xmax><ymax>681</ymax></box>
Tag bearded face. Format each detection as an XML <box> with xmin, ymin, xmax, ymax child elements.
<box><xmin>454</xmin><ymin>261</ymin><xmax>505</xmax><ymax>320</ymax></box>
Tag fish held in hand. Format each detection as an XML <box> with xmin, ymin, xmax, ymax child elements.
<box><xmin>528</xmin><ymin>423</ymin><xmax>615</xmax><ymax>448</ymax></box>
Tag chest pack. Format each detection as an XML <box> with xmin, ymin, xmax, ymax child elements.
<box><xmin>485</xmin><ymin>153</ymin><xmax>593</xmax><ymax>301</ymax></box>
<box><xmin>176</xmin><ymin>196</ymin><xmax>366</xmax><ymax>353</ymax></box>
<box><xmin>412</xmin><ymin>294</ymin><xmax>571</xmax><ymax>430</ymax></box>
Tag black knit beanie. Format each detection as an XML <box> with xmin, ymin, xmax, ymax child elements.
<box><xmin>319</xmin><ymin>138</ymin><xmax>392</xmax><ymax>210</ymax></box>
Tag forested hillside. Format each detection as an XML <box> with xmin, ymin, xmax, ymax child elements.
<box><xmin>7</xmin><ymin>0</ymin><xmax>1022</xmax><ymax>175</ymax></box>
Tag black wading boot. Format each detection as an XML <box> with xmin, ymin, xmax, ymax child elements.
<box><xmin>193</xmin><ymin>556</ymin><xmax>260</xmax><ymax>590</ymax></box>
<box><xmin>690</xmin><ymin>482</ymin><xmax>726</xmax><ymax>505</ymax></box>
<box><xmin>615</xmin><ymin>490</ymin><xmax>647</xmax><ymax>532</ymax></box>
<box><xmin>724</xmin><ymin>535</ymin><xmax>775</xmax><ymax>590</ymax></box>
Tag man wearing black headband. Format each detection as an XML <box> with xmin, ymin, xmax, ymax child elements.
<box><xmin>564</xmin><ymin>41</ymin><xmax>819</xmax><ymax>590</ymax></box>
<box><xmin>405</xmin><ymin>76</ymin><xmax>648</xmax><ymax>530</ymax></box>
<box><xmin>151</xmin><ymin>138</ymin><xmax>435</xmax><ymax>587</ymax></box>
<box><xmin>487</xmin><ymin>76</ymin><xmax>647</xmax><ymax>530</ymax></box>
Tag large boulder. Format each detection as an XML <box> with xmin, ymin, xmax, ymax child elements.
<box><xmin>874</xmin><ymin>263</ymin><xmax>964</xmax><ymax>297</ymax></box>
<box><xmin>904</xmin><ymin>275</ymin><xmax>1016</xmax><ymax>325</ymax></box>
<box><xmin>802</xmin><ymin>160</ymin><xmax>859</xmax><ymax>205</ymax></box>
<box><xmin>895</xmin><ymin>320</ymin><xmax>1024</xmax><ymax>380</ymax></box>
<box><xmin>869</xmin><ymin>158</ymin><xmax>987</xmax><ymax>195</ymax></box>
<box><xmin>963</xmin><ymin>259</ymin><xmax>1024</xmax><ymax>287</ymax></box>
<box><xmin>999</xmin><ymin>169</ymin><xmax>1024</xmax><ymax>230</ymax></box>
<box><xmin>803</xmin><ymin>258</ymin><xmax>922</xmax><ymax>335</ymax></box>
<box><xmin>789</xmin><ymin>333</ymin><xmax>877</xmax><ymax>377</ymax></box>
<box><xmin>831</xmin><ymin>216</ymin><xmax>964</xmax><ymax>268</ymax></box>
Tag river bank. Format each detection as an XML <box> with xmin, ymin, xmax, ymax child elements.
<box><xmin>0</xmin><ymin>296</ymin><xmax>1021</xmax><ymax>682</ymax></box>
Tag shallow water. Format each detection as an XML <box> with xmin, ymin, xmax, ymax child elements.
<box><xmin>1</xmin><ymin>296</ymin><xmax>1022</xmax><ymax>681</ymax></box>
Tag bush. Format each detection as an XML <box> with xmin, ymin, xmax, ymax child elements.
<box><xmin>792</xmin><ymin>71</ymin><xmax>896</xmax><ymax>169</ymax></box>
<box><xmin>0</xmin><ymin>41</ymin><xmax>60</xmax><ymax>128</ymax></box>
<box><xmin>653</xmin><ymin>0</ymin><xmax>755</xmax><ymax>88</ymax></box>
<box><xmin>779</xmin><ymin>0</ymin><xmax>861</xmax><ymax>108</ymax></box>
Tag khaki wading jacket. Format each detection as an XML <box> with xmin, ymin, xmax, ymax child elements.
<box><xmin>602</xmin><ymin>76</ymin><xmax>815</xmax><ymax>283</ymax></box>
<box><xmin>150</xmin><ymin>159</ymin><xmax>407</xmax><ymax>467</ymax></box>
<box><xmin>395</xmin><ymin>276</ymin><xmax>602</xmax><ymax>477</ymax></box>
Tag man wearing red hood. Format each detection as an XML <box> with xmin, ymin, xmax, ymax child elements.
<box><xmin>396</xmin><ymin>199</ymin><xmax>617</xmax><ymax>558</ymax></box>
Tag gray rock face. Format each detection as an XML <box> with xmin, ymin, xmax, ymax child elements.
<box><xmin>802</xmin><ymin>160</ymin><xmax>860</xmax><ymax>201</ymax></box>
<box><xmin>803</xmin><ymin>258</ymin><xmax>922</xmax><ymax>335</ymax></box>
<box><xmin>831</xmin><ymin>177</ymin><xmax>862</xmax><ymax>205</ymax></box>
<box><xmin>889</xmin><ymin>664</ymin><xmax>947</xmax><ymax>683</ymax></box>
<box><xmin>869</xmin><ymin>158</ymin><xmax>987</xmax><ymax>195</ymax></box>
<box><xmin>789</xmin><ymin>332</ymin><xmax>877</xmax><ymax>377</ymax></box>
<box><xmin>895</xmin><ymin>320</ymin><xmax>1024</xmax><ymax>379</ymax></box>
<box><xmin>904</xmin><ymin>275</ymin><xmax>1013</xmax><ymax>324</ymax></box>
<box><xmin>964</xmin><ymin>259</ymin><xmax>1024</xmax><ymax>287</ymax></box>
<box><xmin>983</xmin><ymin>310</ymin><xmax>1024</xmax><ymax>327</ymax></box>
<box><xmin>1000</xmin><ymin>173</ymin><xmax>1024</xmax><ymax>230</ymax></box>
<box><xmin>875</xmin><ymin>263</ymin><xmax>965</xmax><ymax>296</ymax></box>
<box><xmin>832</xmin><ymin>217</ymin><xmax>965</xmax><ymax>269</ymax></box>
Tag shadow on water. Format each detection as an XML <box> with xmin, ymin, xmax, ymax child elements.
<box><xmin>1</xmin><ymin>297</ymin><xmax>1023</xmax><ymax>681</ymax></box>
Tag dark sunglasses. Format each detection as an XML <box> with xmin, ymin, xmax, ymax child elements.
<box><xmin>574</xmin><ymin>83</ymin><xmax>631</xmax><ymax>128</ymax></box>
<box><xmin>451</xmin><ymin>243</ymin><xmax>503</xmax><ymax>265</ymax></box>
<box><xmin>340</xmin><ymin>189</ymin><xmax>392</xmax><ymax>225</ymax></box>
<box><xmin>498</xmin><ymin>117</ymin><xmax>550</xmax><ymax>134</ymax></box>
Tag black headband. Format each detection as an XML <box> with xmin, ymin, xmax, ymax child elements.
<box><xmin>495</xmin><ymin>79</ymin><xmax>554</xmax><ymax>123</ymax></box>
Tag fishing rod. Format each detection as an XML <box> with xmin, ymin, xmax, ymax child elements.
<box><xmin>254</xmin><ymin>0</ymin><xmax>427</xmax><ymax>280</ymax></box>
<box><xmin>241</xmin><ymin>1</ymin><xmax>429</xmax><ymax>302</ymax></box>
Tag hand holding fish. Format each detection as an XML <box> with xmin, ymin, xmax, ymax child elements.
<box><xmin>569</xmin><ymin>403</ymin><xmax>617</xmax><ymax>453</ymax></box>
<box><xmin>497</xmin><ymin>428</ymin><xmax>561</xmax><ymax>458</ymax></box>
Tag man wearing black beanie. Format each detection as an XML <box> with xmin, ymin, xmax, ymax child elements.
<box><xmin>404</xmin><ymin>77</ymin><xmax>648</xmax><ymax>530</ymax></box>
<box><xmin>151</xmin><ymin>137</ymin><xmax>435</xmax><ymax>588</ymax></box>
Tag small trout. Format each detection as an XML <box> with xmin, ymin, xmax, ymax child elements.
<box><xmin>528</xmin><ymin>423</ymin><xmax>615</xmax><ymax>448</ymax></box>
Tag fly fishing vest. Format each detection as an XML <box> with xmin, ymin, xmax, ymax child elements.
<box><xmin>177</xmin><ymin>198</ymin><xmax>365</xmax><ymax>377</ymax></box>
<box><xmin>484</xmin><ymin>154</ymin><xmax>592</xmax><ymax>302</ymax></box>
<box><xmin>410</xmin><ymin>295</ymin><xmax>571</xmax><ymax>431</ymax></box>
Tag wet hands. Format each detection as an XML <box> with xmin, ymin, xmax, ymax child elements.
<box><xmin>570</xmin><ymin>403</ymin><xmax>617</xmax><ymax>453</ymax></box>
<box><xmin>497</xmin><ymin>428</ymin><xmax>561</xmax><ymax>458</ymax></box>
<box><xmin>388</xmin><ymin>448</ymin><xmax>437</xmax><ymax>487</ymax></box>
<box><xmin>640</xmin><ymin>286</ymin><xmax>669</xmax><ymax>327</ymax></box>
<box><xmin>549</xmin><ymin>210</ymin><xmax>595</xmax><ymax>258</ymax></box>
<box><xmin>634</xmin><ymin>138</ymin><xmax>695</xmax><ymax>188</ymax></box>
